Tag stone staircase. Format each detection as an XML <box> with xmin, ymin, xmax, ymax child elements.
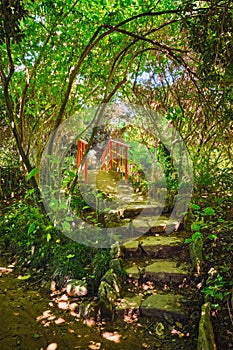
<box><xmin>79</xmin><ymin>170</ymin><xmax>191</xmax><ymax>323</ymax></box>
<box><xmin>114</xmin><ymin>229</ymin><xmax>191</xmax><ymax>323</ymax></box>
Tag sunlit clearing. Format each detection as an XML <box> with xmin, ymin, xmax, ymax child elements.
<box><xmin>102</xmin><ymin>331</ymin><xmax>121</xmax><ymax>343</ymax></box>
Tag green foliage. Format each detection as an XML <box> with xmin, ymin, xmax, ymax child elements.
<box><xmin>90</xmin><ymin>249</ymin><xmax>112</xmax><ymax>292</ymax></box>
<box><xmin>0</xmin><ymin>0</ymin><xmax>27</xmax><ymax>44</ymax></box>
<box><xmin>181</xmin><ymin>0</ymin><xmax>233</xmax><ymax>84</ymax></box>
<box><xmin>202</xmin><ymin>274</ymin><xmax>230</xmax><ymax>309</ymax></box>
<box><xmin>185</xmin><ymin>203</ymin><xmax>216</xmax><ymax>244</ymax></box>
<box><xmin>50</xmin><ymin>241</ymin><xmax>95</xmax><ymax>288</ymax></box>
<box><xmin>0</xmin><ymin>198</ymin><xmax>109</xmax><ymax>289</ymax></box>
<box><xmin>156</xmin><ymin>142</ymin><xmax>178</xmax><ymax>190</ymax></box>
<box><xmin>0</xmin><ymin>147</ymin><xmax>28</xmax><ymax>199</ymax></box>
<box><xmin>26</xmin><ymin>168</ymin><xmax>38</xmax><ymax>181</ymax></box>
<box><xmin>0</xmin><ymin>3</ymin><xmax>232</xmax><ymax>330</ymax></box>
<box><xmin>0</xmin><ymin>200</ymin><xmax>58</xmax><ymax>265</ymax></box>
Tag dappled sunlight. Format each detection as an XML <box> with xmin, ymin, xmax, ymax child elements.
<box><xmin>68</xmin><ymin>328</ymin><xmax>75</xmax><ymax>333</ymax></box>
<box><xmin>0</xmin><ymin>262</ymin><xmax>16</xmax><ymax>276</ymax></box>
<box><xmin>46</xmin><ymin>343</ymin><xmax>58</xmax><ymax>350</ymax></box>
<box><xmin>55</xmin><ymin>317</ymin><xmax>65</xmax><ymax>325</ymax></box>
<box><xmin>83</xmin><ymin>318</ymin><xmax>96</xmax><ymax>327</ymax></box>
<box><xmin>36</xmin><ymin>309</ymin><xmax>56</xmax><ymax>323</ymax></box>
<box><xmin>36</xmin><ymin>307</ymin><xmax>65</xmax><ymax>326</ymax></box>
<box><xmin>88</xmin><ymin>341</ymin><xmax>102</xmax><ymax>349</ymax></box>
<box><xmin>57</xmin><ymin>300</ymin><xmax>69</xmax><ymax>310</ymax></box>
<box><xmin>52</xmin><ymin>293</ymin><xmax>79</xmax><ymax>315</ymax></box>
<box><xmin>0</xmin><ymin>256</ymin><xmax>197</xmax><ymax>349</ymax></box>
<box><xmin>123</xmin><ymin>313</ymin><xmax>139</xmax><ymax>323</ymax></box>
<box><xmin>141</xmin><ymin>281</ymin><xmax>155</xmax><ymax>291</ymax></box>
<box><xmin>102</xmin><ymin>331</ymin><xmax>121</xmax><ymax>343</ymax></box>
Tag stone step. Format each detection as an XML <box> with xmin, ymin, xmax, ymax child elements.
<box><xmin>140</xmin><ymin>293</ymin><xmax>187</xmax><ymax>321</ymax></box>
<box><xmin>115</xmin><ymin>292</ymin><xmax>187</xmax><ymax>322</ymax></box>
<box><xmin>121</xmin><ymin>203</ymin><xmax>164</xmax><ymax>218</ymax></box>
<box><xmin>122</xmin><ymin>235</ymin><xmax>184</xmax><ymax>259</ymax></box>
<box><xmin>104</xmin><ymin>216</ymin><xmax>180</xmax><ymax>244</ymax></box>
<box><xmin>130</xmin><ymin>216</ymin><xmax>180</xmax><ymax>235</ymax></box>
<box><xmin>125</xmin><ymin>259</ymin><xmax>189</xmax><ymax>284</ymax></box>
<box><xmin>107</xmin><ymin>205</ymin><xmax>163</xmax><ymax>221</ymax></box>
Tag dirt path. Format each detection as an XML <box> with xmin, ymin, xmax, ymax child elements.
<box><xmin>0</xmin><ymin>257</ymin><xmax>165</xmax><ymax>350</ymax></box>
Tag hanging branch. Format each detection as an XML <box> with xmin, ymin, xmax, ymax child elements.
<box><xmin>54</xmin><ymin>8</ymin><xmax>184</xmax><ymax>131</ymax></box>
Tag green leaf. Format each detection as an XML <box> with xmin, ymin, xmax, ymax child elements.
<box><xmin>25</xmin><ymin>188</ymin><xmax>35</xmax><ymax>198</ymax></box>
<box><xmin>191</xmin><ymin>223</ymin><xmax>201</xmax><ymax>231</ymax></box>
<box><xmin>208</xmin><ymin>234</ymin><xmax>217</xmax><ymax>240</ymax></box>
<box><xmin>18</xmin><ymin>274</ymin><xmax>31</xmax><ymax>280</ymax></box>
<box><xmin>26</xmin><ymin>168</ymin><xmax>38</xmax><ymax>181</ymax></box>
<box><xmin>28</xmin><ymin>223</ymin><xmax>36</xmax><ymax>234</ymax></box>
<box><xmin>192</xmin><ymin>232</ymin><xmax>202</xmax><ymax>241</ymax></box>
<box><xmin>203</xmin><ymin>207</ymin><xmax>215</xmax><ymax>216</ymax></box>
<box><xmin>47</xmin><ymin>233</ymin><xmax>51</xmax><ymax>242</ymax></box>
<box><xmin>45</xmin><ymin>225</ymin><xmax>53</xmax><ymax>231</ymax></box>
<box><xmin>217</xmin><ymin>218</ymin><xmax>225</xmax><ymax>223</ymax></box>
<box><xmin>191</xmin><ymin>203</ymin><xmax>200</xmax><ymax>210</ymax></box>
<box><xmin>60</xmin><ymin>201</ymin><xmax>68</xmax><ymax>209</ymax></box>
<box><xmin>155</xmin><ymin>322</ymin><xmax>164</xmax><ymax>336</ymax></box>
<box><xmin>66</xmin><ymin>254</ymin><xmax>75</xmax><ymax>259</ymax></box>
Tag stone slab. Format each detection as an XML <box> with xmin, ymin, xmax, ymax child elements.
<box><xmin>141</xmin><ymin>293</ymin><xmax>186</xmax><ymax>321</ymax></box>
<box><xmin>131</xmin><ymin>216</ymin><xmax>180</xmax><ymax>234</ymax></box>
<box><xmin>115</xmin><ymin>295</ymin><xmax>143</xmax><ymax>317</ymax></box>
<box><xmin>126</xmin><ymin>259</ymin><xmax>189</xmax><ymax>283</ymax></box>
<box><xmin>122</xmin><ymin>235</ymin><xmax>183</xmax><ymax>258</ymax></box>
<box><xmin>123</xmin><ymin>204</ymin><xmax>163</xmax><ymax>217</ymax></box>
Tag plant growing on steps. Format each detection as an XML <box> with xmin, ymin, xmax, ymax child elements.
<box><xmin>185</xmin><ymin>203</ymin><xmax>216</xmax><ymax>274</ymax></box>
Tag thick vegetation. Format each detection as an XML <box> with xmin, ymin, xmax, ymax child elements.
<box><xmin>0</xmin><ymin>0</ymin><xmax>233</xmax><ymax>348</ymax></box>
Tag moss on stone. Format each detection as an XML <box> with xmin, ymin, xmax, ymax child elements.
<box><xmin>197</xmin><ymin>303</ymin><xmax>216</xmax><ymax>350</ymax></box>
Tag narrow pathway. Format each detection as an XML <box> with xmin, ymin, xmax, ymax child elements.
<box><xmin>0</xmin><ymin>179</ymin><xmax>198</xmax><ymax>349</ymax></box>
<box><xmin>0</xmin><ymin>254</ymin><xmax>196</xmax><ymax>350</ymax></box>
<box><xmin>0</xmin><ymin>257</ymin><xmax>159</xmax><ymax>350</ymax></box>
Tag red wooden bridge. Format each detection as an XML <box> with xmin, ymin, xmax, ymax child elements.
<box><xmin>76</xmin><ymin>139</ymin><xmax>130</xmax><ymax>183</ymax></box>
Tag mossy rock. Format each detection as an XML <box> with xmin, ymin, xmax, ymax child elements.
<box><xmin>98</xmin><ymin>280</ymin><xmax>119</xmax><ymax>304</ymax></box>
<box><xmin>109</xmin><ymin>258</ymin><xmax>126</xmax><ymax>278</ymax></box>
<box><xmin>101</xmin><ymin>269</ymin><xmax>121</xmax><ymax>294</ymax></box>
<box><xmin>197</xmin><ymin>303</ymin><xmax>216</xmax><ymax>350</ymax></box>
<box><xmin>66</xmin><ymin>279</ymin><xmax>88</xmax><ymax>297</ymax></box>
<box><xmin>78</xmin><ymin>300</ymin><xmax>98</xmax><ymax>319</ymax></box>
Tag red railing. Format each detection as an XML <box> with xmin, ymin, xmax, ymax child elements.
<box><xmin>100</xmin><ymin>139</ymin><xmax>130</xmax><ymax>183</ymax></box>
<box><xmin>76</xmin><ymin>139</ymin><xmax>130</xmax><ymax>184</ymax></box>
<box><xmin>76</xmin><ymin>139</ymin><xmax>88</xmax><ymax>182</ymax></box>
